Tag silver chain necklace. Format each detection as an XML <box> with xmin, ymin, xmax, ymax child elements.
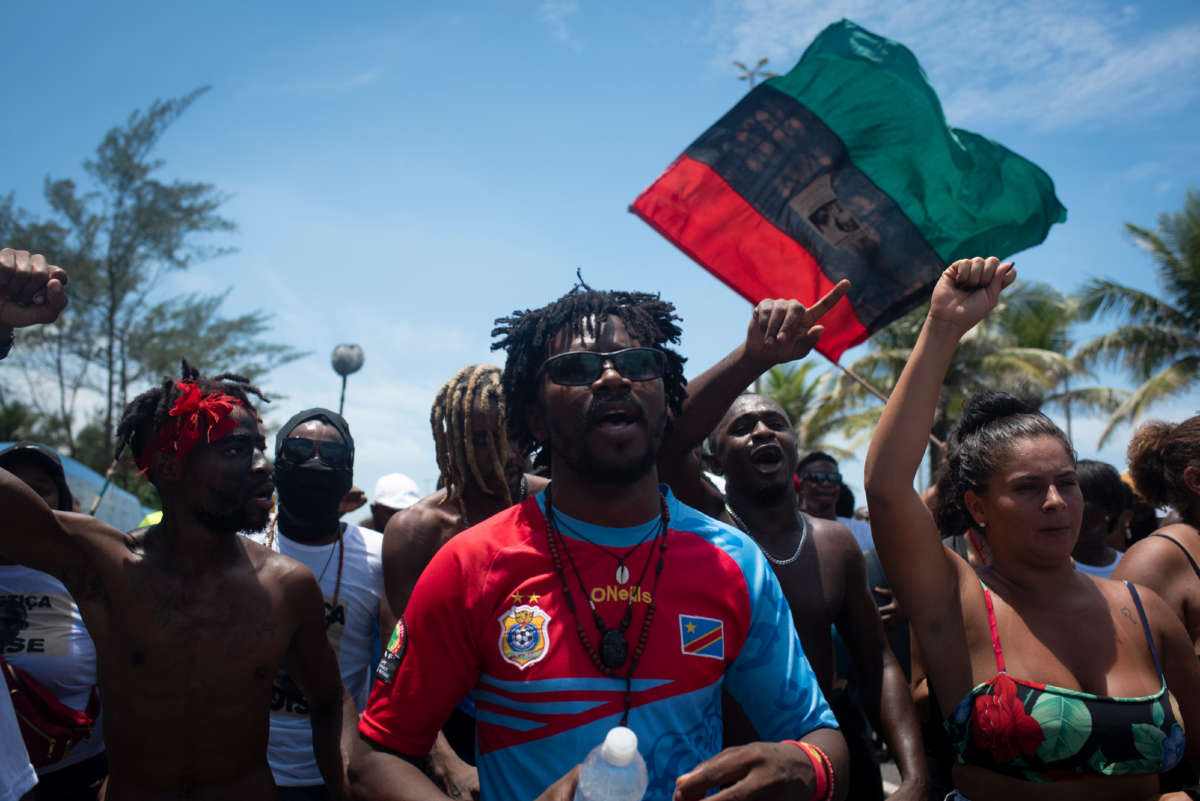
<box><xmin>724</xmin><ymin>503</ymin><xmax>808</xmax><ymax>566</ymax></box>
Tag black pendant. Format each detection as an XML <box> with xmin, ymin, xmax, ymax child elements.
<box><xmin>600</xmin><ymin>628</ymin><xmax>628</xmax><ymax>670</ymax></box>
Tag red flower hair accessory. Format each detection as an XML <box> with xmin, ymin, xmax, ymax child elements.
<box><xmin>136</xmin><ymin>381</ymin><xmax>245</xmax><ymax>471</ymax></box>
<box><xmin>973</xmin><ymin>673</ymin><xmax>1044</xmax><ymax>762</ymax></box>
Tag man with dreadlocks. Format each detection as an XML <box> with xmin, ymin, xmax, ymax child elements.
<box><xmin>383</xmin><ymin>364</ymin><xmax>547</xmax><ymax>617</ymax></box>
<box><xmin>380</xmin><ymin>363</ymin><xmax>547</xmax><ymax>798</ymax></box>
<box><xmin>352</xmin><ymin>282</ymin><xmax>848</xmax><ymax>801</ymax></box>
<box><xmin>0</xmin><ymin>250</ymin><xmax>352</xmax><ymax>800</ymax></box>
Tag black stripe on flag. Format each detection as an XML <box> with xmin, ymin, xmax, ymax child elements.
<box><xmin>684</xmin><ymin>85</ymin><xmax>945</xmax><ymax>333</ymax></box>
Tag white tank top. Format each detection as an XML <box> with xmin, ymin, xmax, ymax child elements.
<box><xmin>0</xmin><ymin>672</ymin><xmax>37</xmax><ymax>800</ymax></box>
<box><xmin>0</xmin><ymin>565</ymin><xmax>105</xmax><ymax>773</ymax></box>
<box><xmin>266</xmin><ymin>525</ymin><xmax>384</xmax><ymax>786</ymax></box>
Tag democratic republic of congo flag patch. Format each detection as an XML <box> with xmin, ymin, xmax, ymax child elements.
<box><xmin>679</xmin><ymin>614</ymin><xmax>724</xmax><ymax>660</ymax></box>
<box><xmin>631</xmin><ymin>19</ymin><xmax>1066</xmax><ymax>361</ymax></box>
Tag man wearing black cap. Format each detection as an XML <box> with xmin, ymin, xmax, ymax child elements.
<box><xmin>0</xmin><ymin>444</ymin><xmax>73</xmax><ymax>513</ymax></box>
<box><xmin>264</xmin><ymin>409</ymin><xmax>394</xmax><ymax>801</ymax></box>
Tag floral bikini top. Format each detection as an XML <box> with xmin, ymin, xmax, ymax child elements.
<box><xmin>944</xmin><ymin>580</ymin><xmax>1186</xmax><ymax>782</ymax></box>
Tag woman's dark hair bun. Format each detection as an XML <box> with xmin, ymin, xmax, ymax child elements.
<box><xmin>951</xmin><ymin>391</ymin><xmax>1041</xmax><ymax>445</ymax></box>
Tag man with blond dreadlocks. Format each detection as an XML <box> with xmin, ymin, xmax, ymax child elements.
<box><xmin>0</xmin><ymin>249</ymin><xmax>353</xmax><ymax>801</ymax></box>
<box><xmin>380</xmin><ymin>363</ymin><xmax>547</xmax><ymax>798</ymax></box>
<box><xmin>383</xmin><ymin>364</ymin><xmax>547</xmax><ymax>616</ymax></box>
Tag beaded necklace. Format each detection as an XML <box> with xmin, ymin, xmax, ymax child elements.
<box><xmin>551</xmin><ymin>514</ymin><xmax>659</xmax><ymax>585</ymax></box>
<box><xmin>544</xmin><ymin>485</ymin><xmax>668</xmax><ymax>726</ymax></box>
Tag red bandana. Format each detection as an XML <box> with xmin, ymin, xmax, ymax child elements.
<box><xmin>136</xmin><ymin>381</ymin><xmax>245</xmax><ymax>471</ymax></box>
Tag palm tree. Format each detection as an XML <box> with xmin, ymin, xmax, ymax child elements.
<box><xmin>1076</xmin><ymin>189</ymin><xmax>1200</xmax><ymax>446</ymax></box>
<box><xmin>827</xmin><ymin>281</ymin><xmax>1121</xmax><ymax>483</ymax></box>
<box><xmin>998</xmin><ymin>282</ymin><xmax>1126</xmax><ymax>442</ymax></box>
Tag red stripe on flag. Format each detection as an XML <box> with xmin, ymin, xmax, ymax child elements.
<box><xmin>684</xmin><ymin>626</ymin><xmax>723</xmax><ymax>654</ymax></box>
<box><xmin>631</xmin><ymin>155</ymin><xmax>867</xmax><ymax>361</ymax></box>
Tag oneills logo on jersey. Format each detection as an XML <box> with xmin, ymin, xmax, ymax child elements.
<box><xmin>679</xmin><ymin>614</ymin><xmax>724</xmax><ymax>659</ymax></box>
<box><xmin>498</xmin><ymin>604</ymin><xmax>551</xmax><ymax>670</ymax></box>
<box><xmin>375</xmin><ymin>616</ymin><xmax>408</xmax><ymax>683</ymax></box>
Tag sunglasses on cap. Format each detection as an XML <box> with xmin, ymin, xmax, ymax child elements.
<box><xmin>538</xmin><ymin>347</ymin><xmax>667</xmax><ymax>386</ymax></box>
<box><xmin>802</xmin><ymin>471</ymin><xmax>842</xmax><ymax>485</ymax></box>
<box><xmin>280</xmin><ymin>437</ymin><xmax>351</xmax><ymax>469</ymax></box>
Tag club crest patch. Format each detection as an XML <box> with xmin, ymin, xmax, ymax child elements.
<box><xmin>679</xmin><ymin>614</ymin><xmax>724</xmax><ymax>659</ymax></box>
<box><xmin>498</xmin><ymin>604</ymin><xmax>551</xmax><ymax>670</ymax></box>
<box><xmin>375</xmin><ymin>615</ymin><xmax>408</xmax><ymax>683</ymax></box>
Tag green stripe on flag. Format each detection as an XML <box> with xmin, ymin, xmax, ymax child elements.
<box><xmin>767</xmin><ymin>20</ymin><xmax>1066</xmax><ymax>263</ymax></box>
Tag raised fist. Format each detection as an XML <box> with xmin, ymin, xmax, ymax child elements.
<box><xmin>0</xmin><ymin>249</ymin><xmax>69</xmax><ymax>328</ymax></box>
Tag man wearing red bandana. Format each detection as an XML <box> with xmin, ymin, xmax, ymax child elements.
<box><xmin>0</xmin><ymin>248</ymin><xmax>353</xmax><ymax>800</ymax></box>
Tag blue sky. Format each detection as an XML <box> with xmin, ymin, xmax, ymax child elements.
<box><xmin>4</xmin><ymin>0</ymin><xmax>1200</xmax><ymax>508</ymax></box>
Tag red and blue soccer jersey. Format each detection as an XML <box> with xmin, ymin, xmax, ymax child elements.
<box><xmin>360</xmin><ymin>488</ymin><xmax>835</xmax><ymax>801</ymax></box>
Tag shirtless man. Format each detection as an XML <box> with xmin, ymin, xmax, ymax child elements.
<box><xmin>709</xmin><ymin>395</ymin><xmax>926</xmax><ymax>801</ymax></box>
<box><xmin>381</xmin><ymin>364</ymin><xmax>546</xmax><ymax>797</ymax></box>
<box><xmin>382</xmin><ymin>364</ymin><xmax>546</xmax><ymax>616</ymax></box>
<box><xmin>0</xmin><ymin>248</ymin><xmax>349</xmax><ymax>800</ymax></box>
<box><xmin>656</xmin><ymin>291</ymin><xmax>925</xmax><ymax>801</ymax></box>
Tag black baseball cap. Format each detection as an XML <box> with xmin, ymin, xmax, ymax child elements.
<box><xmin>0</xmin><ymin>442</ymin><xmax>73</xmax><ymax>511</ymax></box>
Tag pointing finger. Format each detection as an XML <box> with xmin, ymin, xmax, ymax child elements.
<box><xmin>806</xmin><ymin>279</ymin><xmax>849</xmax><ymax>322</ymax></box>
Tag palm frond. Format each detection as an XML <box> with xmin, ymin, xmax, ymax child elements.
<box><xmin>1097</xmin><ymin>355</ymin><xmax>1200</xmax><ymax>447</ymax></box>
<box><xmin>1041</xmin><ymin>386</ymin><xmax>1129</xmax><ymax>416</ymax></box>
<box><xmin>1075</xmin><ymin>325</ymin><xmax>1200</xmax><ymax>379</ymax></box>
<box><xmin>1075</xmin><ymin>278</ymin><xmax>1189</xmax><ymax>329</ymax></box>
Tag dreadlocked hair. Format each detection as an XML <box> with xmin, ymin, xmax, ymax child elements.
<box><xmin>490</xmin><ymin>275</ymin><xmax>687</xmax><ymax>456</ymax></box>
<box><xmin>430</xmin><ymin>364</ymin><xmax>513</xmax><ymax>519</ymax></box>
<box><xmin>114</xmin><ymin>359</ymin><xmax>269</xmax><ymax>475</ymax></box>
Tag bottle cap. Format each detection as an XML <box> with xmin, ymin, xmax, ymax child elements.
<box><xmin>601</xmin><ymin>726</ymin><xmax>638</xmax><ymax>766</ymax></box>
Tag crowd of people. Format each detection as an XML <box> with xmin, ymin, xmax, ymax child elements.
<box><xmin>1</xmin><ymin>247</ymin><xmax>1200</xmax><ymax>801</ymax></box>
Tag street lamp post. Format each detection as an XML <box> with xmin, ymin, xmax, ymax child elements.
<box><xmin>331</xmin><ymin>344</ymin><xmax>364</xmax><ymax>415</ymax></box>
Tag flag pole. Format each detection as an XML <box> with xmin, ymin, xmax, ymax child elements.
<box><xmin>822</xmin><ymin>354</ymin><xmax>945</xmax><ymax>452</ymax></box>
<box><xmin>88</xmin><ymin>457</ymin><xmax>120</xmax><ymax>515</ymax></box>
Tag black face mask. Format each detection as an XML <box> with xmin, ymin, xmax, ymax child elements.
<box><xmin>274</xmin><ymin>464</ymin><xmax>351</xmax><ymax>536</ymax></box>
<box><xmin>271</xmin><ymin>407</ymin><xmax>356</xmax><ymax>540</ymax></box>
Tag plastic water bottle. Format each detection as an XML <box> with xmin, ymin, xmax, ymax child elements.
<box><xmin>573</xmin><ymin>726</ymin><xmax>648</xmax><ymax>801</ymax></box>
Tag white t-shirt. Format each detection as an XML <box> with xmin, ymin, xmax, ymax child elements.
<box><xmin>1074</xmin><ymin>548</ymin><xmax>1124</xmax><ymax>580</ymax></box>
<box><xmin>0</xmin><ymin>680</ymin><xmax>36</xmax><ymax>801</ymax></box>
<box><xmin>838</xmin><ymin>516</ymin><xmax>874</xmax><ymax>552</ymax></box>
<box><xmin>0</xmin><ymin>565</ymin><xmax>105</xmax><ymax>773</ymax></box>
<box><xmin>266</xmin><ymin>524</ymin><xmax>384</xmax><ymax>786</ymax></box>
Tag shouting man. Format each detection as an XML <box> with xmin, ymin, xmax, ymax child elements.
<box><xmin>352</xmin><ymin>283</ymin><xmax>846</xmax><ymax>801</ymax></box>
<box><xmin>0</xmin><ymin>248</ymin><xmax>350</xmax><ymax>800</ymax></box>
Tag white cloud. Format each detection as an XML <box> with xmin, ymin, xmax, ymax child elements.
<box><xmin>713</xmin><ymin>0</ymin><xmax>1200</xmax><ymax>131</ymax></box>
<box><xmin>541</xmin><ymin>0</ymin><xmax>582</xmax><ymax>48</ymax></box>
<box><xmin>242</xmin><ymin>68</ymin><xmax>383</xmax><ymax>98</ymax></box>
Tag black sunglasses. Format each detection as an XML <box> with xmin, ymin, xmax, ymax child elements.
<box><xmin>803</xmin><ymin>471</ymin><xmax>842</xmax><ymax>485</ymax></box>
<box><xmin>281</xmin><ymin>437</ymin><xmax>351</xmax><ymax>468</ymax></box>
<box><xmin>538</xmin><ymin>347</ymin><xmax>667</xmax><ymax>386</ymax></box>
